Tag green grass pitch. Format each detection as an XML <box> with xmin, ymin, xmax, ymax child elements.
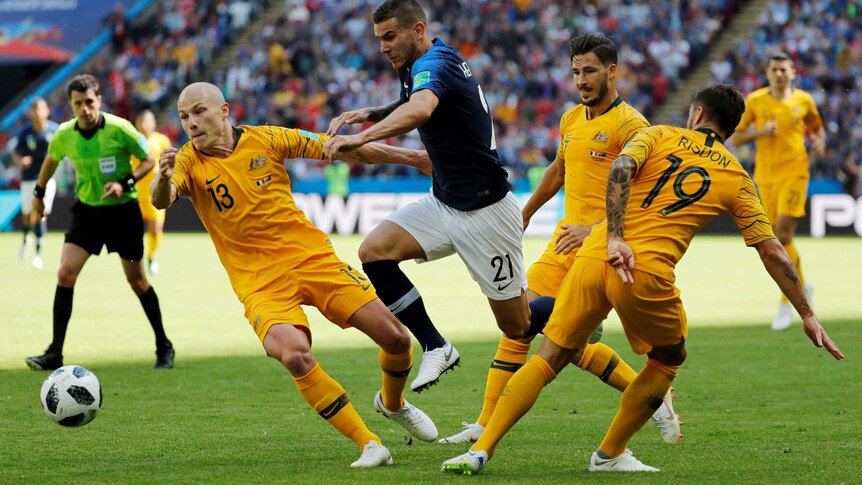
<box><xmin>1</xmin><ymin>232</ymin><xmax>860</xmax><ymax>483</ymax></box>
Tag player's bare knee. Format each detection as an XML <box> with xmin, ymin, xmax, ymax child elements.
<box><xmin>777</xmin><ymin>230</ymin><xmax>794</xmax><ymax>245</ymax></box>
<box><xmin>274</xmin><ymin>346</ymin><xmax>314</xmax><ymax>374</ymax></box>
<box><xmin>358</xmin><ymin>238</ymin><xmax>388</xmax><ymax>263</ymax></box>
<box><xmin>379</xmin><ymin>323</ymin><xmax>411</xmax><ymax>354</ymax></box>
<box><xmin>56</xmin><ymin>267</ymin><xmax>78</xmax><ymax>287</ymax></box>
<box><xmin>127</xmin><ymin>275</ymin><xmax>149</xmax><ymax>294</ymax></box>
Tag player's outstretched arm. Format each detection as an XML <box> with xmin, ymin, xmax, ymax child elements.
<box><xmin>755</xmin><ymin>238</ymin><xmax>844</xmax><ymax>360</ymax></box>
<box><xmin>326</xmin><ymin>99</ymin><xmax>403</xmax><ymax>136</ymax></box>
<box><xmin>151</xmin><ymin>146</ymin><xmax>179</xmax><ymax>209</ymax></box>
<box><xmin>347</xmin><ymin>143</ymin><xmax>432</xmax><ymax>176</ymax></box>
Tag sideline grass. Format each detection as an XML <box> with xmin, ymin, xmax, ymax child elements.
<box><xmin>1</xmin><ymin>232</ymin><xmax>859</xmax><ymax>483</ymax></box>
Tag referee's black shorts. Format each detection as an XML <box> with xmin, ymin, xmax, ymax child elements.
<box><xmin>65</xmin><ymin>199</ymin><xmax>145</xmax><ymax>260</ymax></box>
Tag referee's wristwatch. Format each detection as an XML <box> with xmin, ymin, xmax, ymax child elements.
<box><xmin>33</xmin><ymin>184</ymin><xmax>46</xmax><ymax>199</ymax></box>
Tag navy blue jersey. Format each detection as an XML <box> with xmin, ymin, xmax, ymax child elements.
<box><xmin>399</xmin><ymin>38</ymin><xmax>510</xmax><ymax>211</ymax></box>
<box><xmin>13</xmin><ymin>121</ymin><xmax>58</xmax><ymax>181</ymax></box>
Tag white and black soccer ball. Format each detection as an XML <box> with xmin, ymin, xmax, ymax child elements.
<box><xmin>40</xmin><ymin>365</ymin><xmax>102</xmax><ymax>427</ymax></box>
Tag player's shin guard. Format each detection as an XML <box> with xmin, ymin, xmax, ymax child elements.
<box><xmin>295</xmin><ymin>363</ymin><xmax>380</xmax><ymax>448</ymax></box>
<box><xmin>477</xmin><ymin>337</ymin><xmax>531</xmax><ymax>426</ymax></box>
<box><xmin>473</xmin><ymin>355</ymin><xmax>556</xmax><ymax>457</ymax></box>
<box><xmin>362</xmin><ymin>260</ymin><xmax>445</xmax><ymax>350</ymax></box>
<box><xmin>576</xmin><ymin>343</ymin><xmax>638</xmax><ymax>392</ymax></box>
<box><xmin>524</xmin><ymin>296</ymin><xmax>554</xmax><ymax>338</ymax></box>
<box><xmin>599</xmin><ymin>358</ymin><xmax>678</xmax><ymax>458</ymax></box>
<box><xmin>379</xmin><ymin>348</ymin><xmax>412</xmax><ymax>411</ymax></box>
<box><xmin>780</xmin><ymin>242</ymin><xmax>804</xmax><ymax>303</ymax></box>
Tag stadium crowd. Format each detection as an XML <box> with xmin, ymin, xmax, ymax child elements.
<box><xmin>2</xmin><ymin>0</ymin><xmax>860</xmax><ymax>195</ymax></box>
<box><xmin>713</xmin><ymin>0</ymin><xmax>862</xmax><ymax>189</ymax></box>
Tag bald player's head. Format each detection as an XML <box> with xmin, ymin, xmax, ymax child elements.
<box><xmin>178</xmin><ymin>82</ymin><xmax>225</xmax><ymax>106</ymax></box>
<box><xmin>177</xmin><ymin>82</ymin><xmax>231</xmax><ymax>150</ymax></box>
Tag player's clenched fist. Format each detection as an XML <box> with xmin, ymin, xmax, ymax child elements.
<box><xmin>159</xmin><ymin>146</ymin><xmax>178</xmax><ymax>178</ymax></box>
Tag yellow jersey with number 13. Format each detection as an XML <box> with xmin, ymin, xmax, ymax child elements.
<box><xmin>578</xmin><ymin>125</ymin><xmax>775</xmax><ymax>282</ymax></box>
<box><xmin>170</xmin><ymin>125</ymin><xmax>333</xmax><ymax>300</ymax></box>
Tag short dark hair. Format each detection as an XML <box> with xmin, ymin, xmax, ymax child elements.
<box><xmin>67</xmin><ymin>74</ymin><xmax>101</xmax><ymax>98</ymax></box>
<box><xmin>768</xmin><ymin>51</ymin><xmax>792</xmax><ymax>63</ymax></box>
<box><xmin>569</xmin><ymin>32</ymin><xmax>617</xmax><ymax>66</ymax></box>
<box><xmin>692</xmin><ymin>84</ymin><xmax>745</xmax><ymax>137</ymax></box>
<box><xmin>372</xmin><ymin>0</ymin><xmax>426</xmax><ymax>26</ymax></box>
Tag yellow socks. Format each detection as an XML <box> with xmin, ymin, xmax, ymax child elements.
<box><xmin>146</xmin><ymin>232</ymin><xmax>162</xmax><ymax>261</ymax></box>
<box><xmin>473</xmin><ymin>354</ymin><xmax>556</xmax><ymax>457</ymax></box>
<box><xmin>379</xmin><ymin>348</ymin><xmax>412</xmax><ymax>411</ymax></box>
<box><xmin>599</xmin><ymin>358</ymin><xmax>678</xmax><ymax>458</ymax></box>
<box><xmin>477</xmin><ymin>337</ymin><xmax>531</xmax><ymax>426</ymax></box>
<box><xmin>294</xmin><ymin>363</ymin><xmax>379</xmax><ymax>448</ymax></box>
<box><xmin>781</xmin><ymin>241</ymin><xmax>804</xmax><ymax>303</ymax></box>
<box><xmin>576</xmin><ymin>342</ymin><xmax>638</xmax><ymax>392</ymax></box>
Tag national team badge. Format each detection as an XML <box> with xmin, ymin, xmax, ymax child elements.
<box><xmin>591</xmin><ymin>131</ymin><xmax>610</xmax><ymax>147</ymax></box>
<box><xmin>248</xmin><ymin>156</ymin><xmax>268</xmax><ymax>172</ymax></box>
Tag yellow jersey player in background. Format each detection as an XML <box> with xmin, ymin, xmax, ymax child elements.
<box><xmin>439</xmin><ymin>32</ymin><xmax>680</xmax><ymax>447</ymax></box>
<box><xmin>442</xmin><ymin>84</ymin><xmax>843</xmax><ymax>475</ymax></box>
<box><xmin>131</xmin><ymin>110</ymin><xmax>171</xmax><ymax>275</ymax></box>
<box><xmin>151</xmin><ymin>82</ymin><xmax>439</xmax><ymax>468</ymax></box>
<box><xmin>729</xmin><ymin>52</ymin><xmax>826</xmax><ymax>331</ymax></box>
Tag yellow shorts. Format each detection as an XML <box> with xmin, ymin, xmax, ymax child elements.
<box><xmin>137</xmin><ymin>196</ymin><xmax>166</xmax><ymax>223</ymax></box>
<box><xmin>526</xmin><ymin>237</ymin><xmax>575</xmax><ymax>297</ymax></box>
<box><xmin>242</xmin><ymin>254</ymin><xmax>378</xmax><ymax>344</ymax></box>
<box><xmin>757</xmin><ymin>178</ymin><xmax>808</xmax><ymax>222</ymax></box>
<box><xmin>543</xmin><ymin>257</ymin><xmax>688</xmax><ymax>355</ymax></box>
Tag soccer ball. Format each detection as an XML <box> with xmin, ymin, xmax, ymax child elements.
<box><xmin>40</xmin><ymin>365</ymin><xmax>102</xmax><ymax>427</ymax></box>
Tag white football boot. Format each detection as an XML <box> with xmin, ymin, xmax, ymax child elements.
<box><xmin>588</xmin><ymin>449</ymin><xmax>659</xmax><ymax>472</ymax></box>
<box><xmin>650</xmin><ymin>388</ymin><xmax>681</xmax><ymax>444</ymax></box>
<box><xmin>350</xmin><ymin>440</ymin><xmax>393</xmax><ymax>468</ymax></box>
<box><xmin>410</xmin><ymin>340</ymin><xmax>460</xmax><ymax>392</ymax></box>
<box><xmin>373</xmin><ymin>391</ymin><xmax>438</xmax><ymax>441</ymax></box>
<box><xmin>439</xmin><ymin>422</ymin><xmax>484</xmax><ymax>444</ymax></box>
<box><xmin>441</xmin><ymin>450</ymin><xmax>488</xmax><ymax>475</ymax></box>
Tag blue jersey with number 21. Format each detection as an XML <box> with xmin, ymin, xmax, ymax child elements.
<box><xmin>399</xmin><ymin>38</ymin><xmax>510</xmax><ymax>211</ymax></box>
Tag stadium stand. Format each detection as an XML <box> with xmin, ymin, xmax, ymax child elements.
<box><xmin>2</xmin><ymin>0</ymin><xmax>859</xmax><ymax>196</ymax></box>
<box><xmin>716</xmin><ymin>0</ymin><xmax>862</xmax><ymax>187</ymax></box>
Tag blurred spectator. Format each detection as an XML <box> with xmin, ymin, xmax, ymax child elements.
<box><xmin>716</xmin><ymin>0</ymin><xmax>862</xmax><ymax>181</ymax></box>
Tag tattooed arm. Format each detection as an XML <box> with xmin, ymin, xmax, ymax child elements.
<box><xmin>326</xmin><ymin>100</ymin><xmax>404</xmax><ymax>136</ymax></box>
<box><xmin>755</xmin><ymin>238</ymin><xmax>844</xmax><ymax>359</ymax></box>
<box><xmin>606</xmin><ymin>155</ymin><xmax>638</xmax><ymax>284</ymax></box>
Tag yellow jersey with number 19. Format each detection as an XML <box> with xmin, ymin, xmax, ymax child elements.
<box><xmin>735</xmin><ymin>87</ymin><xmax>823</xmax><ymax>185</ymax></box>
<box><xmin>170</xmin><ymin>125</ymin><xmax>333</xmax><ymax>300</ymax></box>
<box><xmin>578</xmin><ymin>125</ymin><xmax>775</xmax><ymax>282</ymax></box>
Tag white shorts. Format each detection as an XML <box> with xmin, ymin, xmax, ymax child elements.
<box><xmin>20</xmin><ymin>179</ymin><xmax>57</xmax><ymax>215</ymax></box>
<box><xmin>387</xmin><ymin>192</ymin><xmax>527</xmax><ymax>300</ymax></box>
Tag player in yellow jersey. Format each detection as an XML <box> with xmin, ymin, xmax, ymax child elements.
<box><xmin>729</xmin><ymin>52</ymin><xmax>826</xmax><ymax>331</ymax></box>
<box><xmin>443</xmin><ymin>84</ymin><xmax>843</xmax><ymax>475</ymax></box>
<box><xmin>439</xmin><ymin>33</ymin><xmax>680</xmax><ymax>446</ymax></box>
<box><xmin>131</xmin><ymin>110</ymin><xmax>171</xmax><ymax>275</ymax></box>
<box><xmin>151</xmin><ymin>82</ymin><xmax>438</xmax><ymax>468</ymax></box>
